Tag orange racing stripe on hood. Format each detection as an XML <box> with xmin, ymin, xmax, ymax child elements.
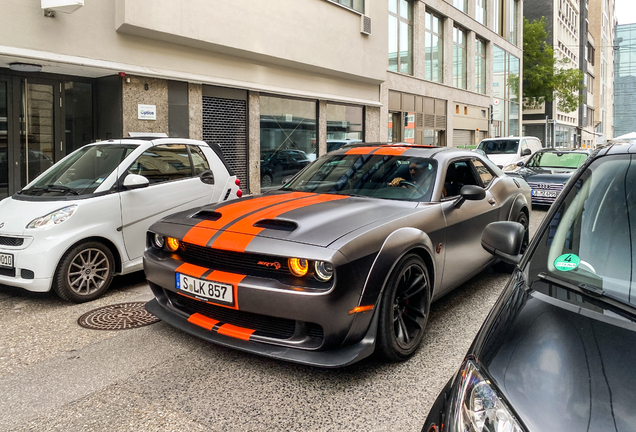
<box><xmin>205</xmin><ymin>270</ymin><xmax>245</xmax><ymax>310</ymax></box>
<box><xmin>175</xmin><ymin>263</ymin><xmax>208</xmax><ymax>278</ymax></box>
<box><xmin>211</xmin><ymin>194</ymin><xmax>348</xmax><ymax>252</ymax></box>
<box><xmin>182</xmin><ymin>192</ymin><xmax>314</xmax><ymax>246</ymax></box>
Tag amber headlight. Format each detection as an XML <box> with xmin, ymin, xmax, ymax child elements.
<box><xmin>314</xmin><ymin>261</ymin><xmax>334</xmax><ymax>281</ymax></box>
<box><xmin>165</xmin><ymin>237</ymin><xmax>180</xmax><ymax>252</ymax></box>
<box><xmin>288</xmin><ymin>258</ymin><xmax>309</xmax><ymax>277</ymax></box>
<box><xmin>152</xmin><ymin>234</ymin><xmax>165</xmax><ymax>249</ymax></box>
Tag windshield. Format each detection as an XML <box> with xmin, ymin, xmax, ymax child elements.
<box><xmin>526</xmin><ymin>151</ymin><xmax>588</xmax><ymax>169</ymax></box>
<box><xmin>478</xmin><ymin>140</ymin><xmax>519</xmax><ymax>155</ymax></box>
<box><xmin>529</xmin><ymin>155</ymin><xmax>636</xmax><ymax>307</ymax></box>
<box><xmin>19</xmin><ymin>144</ymin><xmax>137</xmax><ymax>196</ymax></box>
<box><xmin>282</xmin><ymin>154</ymin><xmax>437</xmax><ymax>202</ymax></box>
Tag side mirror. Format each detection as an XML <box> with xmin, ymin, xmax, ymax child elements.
<box><xmin>522</xmin><ymin>148</ymin><xmax>532</xmax><ymax>156</ymax></box>
<box><xmin>516</xmin><ymin>161</ymin><xmax>525</xmax><ymax>167</ymax></box>
<box><xmin>454</xmin><ymin>185</ymin><xmax>486</xmax><ymax>208</ymax></box>
<box><xmin>481</xmin><ymin>221</ymin><xmax>525</xmax><ymax>265</ymax></box>
<box><xmin>123</xmin><ymin>173</ymin><xmax>149</xmax><ymax>190</ymax></box>
<box><xmin>199</xmin><ymin>169</ymin><xmax>215</xmax><ymax>185</ymax></box>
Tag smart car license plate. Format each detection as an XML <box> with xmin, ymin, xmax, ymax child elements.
<box><xmin>175</xmin><ymin>273</ymin><xmax>234</xmax><ymax>305</ymax></box>
<box><xmin>532</xmin><ymin>190</ymin><xmax>558</xmax><ymax>198</ymax></box>
<box><xmin>0</xmin><ymin>253</ymin><xmax>13</xmax><ymax>269</ymax></box>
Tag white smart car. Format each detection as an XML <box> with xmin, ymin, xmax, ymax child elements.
<box><xmin>0</xmin><ymin>137</ymin><xmax>242</xmax><ymax>302</ymax></box>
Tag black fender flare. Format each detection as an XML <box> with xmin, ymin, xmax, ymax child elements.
<box><xmin>508</xmin><ymin>192</ymin><xmax>529</xmax><ymax>222</ymax></box>
<box><xmin>340</xmin><ymin>227</ymin><xmax>436</xmax><ymax>346</ymax></box>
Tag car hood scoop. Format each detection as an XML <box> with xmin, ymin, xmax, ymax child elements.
<box><xmin>252</xmin><ymin>219</ymin><xmax>298</xmax><ymax>232</ymax></box>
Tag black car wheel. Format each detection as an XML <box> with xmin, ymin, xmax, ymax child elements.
<box><xmin>261</xmin><ymin>173</ymin><xmax>273</xmax><ymax>188</ymax></box>
<box><xmin>52</xmin><ymin>241</ymin><xmax>115</xmax><ymax>303</ymax></box>
<box><xmin>376</xmin><ymin>253</ymin><xmax>431</xmax><ymax>361</ymax></box>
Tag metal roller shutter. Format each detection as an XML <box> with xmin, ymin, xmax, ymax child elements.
<box><xmin>453</xmin><ymin>129</ymin><xmax>473</xmax><ymax>148</ymax></box>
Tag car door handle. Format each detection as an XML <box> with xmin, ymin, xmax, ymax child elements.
<box><xmin>488</xmin><ymin>198</ymin><xmax>496</xmax><ymax>206</ymax></box>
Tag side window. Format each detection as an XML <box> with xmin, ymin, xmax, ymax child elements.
<box><xmin>127</xmin><ymin>144</ymin><xmax>192</xmax><ymax>185</ymax></box>
<box><xmin>471</xmin><ymin>159</ymin><xmax>494</xmax><ymax>188</ymax></box>
<box><xmin>443</xmin><ymin>160</ymin><xmax>480</xmax><ymax>197</ymax></box>
<box><xmin>189</xmin><ymin>146</ymin><xmax>210</xmax><ymax>175</ymax></box>
<box><xmin>520</xmin><ymin>140</ymin><xmax>528</xmax><ymax>153</ymax></box>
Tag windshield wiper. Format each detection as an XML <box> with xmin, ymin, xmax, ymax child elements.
<box><xmin>44</xmin><ymin>184</ymin><xmax>80</xmax><ymax>195</ymax></box>
<box><xmin>538</xmin><ymin>272</ymin><xmax>636</xmax><ymax>319</ymax></box>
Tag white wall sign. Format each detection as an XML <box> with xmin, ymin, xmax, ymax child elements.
<box><xmin>138</xmin><ymin>104</ymin><xmax>157</xmax><ymax>120</ymax></box>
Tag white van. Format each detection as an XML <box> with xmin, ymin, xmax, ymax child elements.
<box><xmin>477</xmin><ymin>136</ymin><xmax>543</xmax><ymax>170</ymax></box>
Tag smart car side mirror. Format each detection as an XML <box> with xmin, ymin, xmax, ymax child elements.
<box><xmin>516</xmin><ymin>161</ymin><xmax>525</xmax><ymax>167</ymax></box>
<box><xmin>123</xmin><ymin>173</ymin><xmax>150</xmax><ymax>190</ymax></box>
<box><xmin>199</xmin><ymin>170</ymin><xmax>215</xmax><ymax>185</ymax></box>
<box><xmin>522</xmin><ymin>148</ymin><xmax>532</xmax><ymax>156</ymax></box>
<box><xmin>481</xmin><ymin>221</ymin><xmax>524</xmax><ymax>265</ymax></box>
<box><xmin>454</xmin><ymin>185</ymin><xmax>486</xmax><ymax>208</ymax></box>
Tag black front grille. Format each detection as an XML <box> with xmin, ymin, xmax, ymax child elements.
<box><xmin>0</xmin><ymin>268</ymin><xmax>16</xmax><ymax>277</ymax></box>
<box><xmin>179</xmin><ymin>242</ymin><xmax>291</xmax><ymax>276</ymax></box>
<box><xmin>21</xmin><ymin>269</ymin><xmax>34</xmax><ymax>279</ymax></box>
<box><xmin>0</xmin><ymin>237</ymin><xmax>23</xmax><ymax>247</ymax></box>
<box><xmin>168</xmin><ymin>290</ymin><xmax>323</xmax><ymax>341</ymax></box>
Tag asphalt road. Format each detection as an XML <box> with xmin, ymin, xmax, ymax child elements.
<box><xmin>0</xmin><ymin>209</ymin><xmax>548</xmax><ymax>432</ymax></box>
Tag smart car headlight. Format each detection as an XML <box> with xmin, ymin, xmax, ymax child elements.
<box><xmin>452</xmin><ymin>361</ymin><xmax>524</xmax><ymax>432</ymax></box>
<box><xmin>314</xmin><ymin>261</ymin><xmax>334</xmax><ymax>281</ymax></box>
<box><xmin>502</xmin><ymin>164</ymin><xmax>519</xmax><ymax>172</ymax></box>
<box><xmin>26</xmin><ymin>205</ymin><xmax>78</xmax><ymax>229</ymax></box>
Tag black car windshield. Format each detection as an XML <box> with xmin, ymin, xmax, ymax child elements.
<box><xmin>526</xmin><ymin>151</ymin><xmax>588</xmax><ymax>169</ymax></box>
<box><xmin>529</xmin><ymin>154</ymin><xmax>636</xmax><ymax>307</ymax></box>
<box><xmin>478</xmin><ymin>140</ymin><xmax>519</xmax><ymax>154</ymax></box>
<box><xmin>282</xmin><ymin>154</ymin><xmax>437</xmax><ymax>202</ymax></box>
<box><xmin>19</xmin><ymin>144</ymin><xmax>138</xmax><ymax>196</ymax></box>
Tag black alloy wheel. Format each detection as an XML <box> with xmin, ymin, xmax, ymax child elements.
<box><xmin>261</xmin><ymin>173</ymin><xmax>273</xmax><ymax>188</ymax></box>
<box><xmin>376</xmin><ymin>253</ymin><xmax>431</xmax><ymax>361</ymax></box>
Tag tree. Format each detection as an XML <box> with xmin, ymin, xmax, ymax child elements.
<box><xmin>512</xmin><ymin>17</ymin><xmax>585</xmax><ymax>113</ymax></box>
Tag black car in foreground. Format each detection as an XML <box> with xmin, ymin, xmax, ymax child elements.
<box><xmin>506</xmin><ymin>148</ymin><xmax>590</xmax><ymax>206</ymax></box>
<box><xmin>144</xmin><ymin>143</ymin><xmax>531</xmax><ymax>367</ymax></box>
<box><xmin>422</xmin><ymin>142</ymin><xmax>636</xmax><ymax>431</ymax></box>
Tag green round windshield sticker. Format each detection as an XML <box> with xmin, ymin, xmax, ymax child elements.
<box><xmin>554</xmin><ymin>254</ymin><xmax>580</xmax><ymax>271</ymax></box>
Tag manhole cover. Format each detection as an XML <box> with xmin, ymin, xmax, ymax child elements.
<box><xmin>78</xmin><ymin>302</ymin><xmax>160</xmax><ymax>330</ymax></box>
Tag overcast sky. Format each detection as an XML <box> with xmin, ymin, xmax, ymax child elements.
<box><xmin>615</xmin><ymin>0</ymin><xmax>636</xmax><ymax>25</ymax></box>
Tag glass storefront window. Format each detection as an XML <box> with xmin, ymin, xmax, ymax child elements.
<box><xmin>0</xmin><ymin>81</ymin><xmax>7</xmax><ymax>199</ymax></box>
<box><xmin>326</xmin><ymin>104</ymin><xmax>363</xmax><ymax>154</ymax></box>
<box><xmin>260</xmin><ymin>96</ymin><xmax>316</xmax><ymax>190</ymax></box>
<box><xmin>404</xmin><ymin>112</ymin><xmax>415</xmax><ymax>143</ymax></box>
<box><xmin>65</xmin><ymin>82</ymin><xmax>93</xmax><ymax>154</ymax></box>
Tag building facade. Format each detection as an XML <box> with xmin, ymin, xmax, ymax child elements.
<box><xmin>614</xmin><ymin>23</ymin><xmax>636</xmax><ymax>136</ymax></box>
<box><xmin>0</xmin><ymin>0</ymin><xmax>523</xmax><ymax>200</ymax></box>
<box><xmin>384</xmin><ymin>0</ymin><xmax>523</xmax><ymax>148</ymax></box>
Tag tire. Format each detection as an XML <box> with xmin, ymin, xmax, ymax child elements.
<box><xmin>52</xmin><ymin>241</ymin><xmax>115</xmax><ymax>303</ymax></box>
<box><xmin>261</xmin><ymin>173</ymin><xmax>273</xmax><ymax>188</ymax></box>
<box><xmin>376</xmin><ymin>253</ymin><xmax>431</xmax><ymax>362</ymax></box>
<box><xmin>493</xmin><ymin>211</ymin><xmax>529</xmax><ymax>273</ymax></box>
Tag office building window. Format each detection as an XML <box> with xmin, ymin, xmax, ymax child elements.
<box><xmin>329</xmin><ymin>0</ymin><xmax>364</xmax><ymax>13</ymax></box>
<box><xmin>389</xmin><ymin>0</ymin><xmax>413</xmax><ymax>74</ymax></box>
<box><xmin>425</xmin><ymin>12</ymin><xmax>444</xmax><ymax>83</ymax></box>
<box><xmin>492</xmin><ymin>46</ymin><xmax>520</xmax><ymax>136</ymax></box>
<box><xmin>453</xmin><ymin>0</ymin><xmax>467</xmax><ymax>13</ymax></box>
<box><xmin>508</xmin><ymin>0</ymin><xmax>518</xmax><ymax>45</ymax></box>
<box><xmin>453</xmin><ymin>26</ymin><xmax>467</xmax><ymax>89</ymax></box>
<box><xmin>475</xmin><ymin>39</ymin><xmax>486</xmax><ymax>94</ymax></box>
<box><xmin>476</xmin><ymin>0</ymin><xmax>486</xmax><ymax>25</ymax></box>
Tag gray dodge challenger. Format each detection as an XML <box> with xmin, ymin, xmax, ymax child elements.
<box><xmin>143</xmin><ymin>143</ymin><xmax>531</xmax><ymax>367</ymax></box>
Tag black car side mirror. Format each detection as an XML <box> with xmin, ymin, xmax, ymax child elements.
<box><xmin>516</xmin><ymin>161</ymin><xmax>525</xmax><ymax>167</ymax></box>
<box><xmin>481</xmin><ymin>221</ymin><xmax>525</xmax><ymax>265</ymax></box>
<box><xmin>199</xmin><ymin>170</ymin><xmax>215</xmax><ymax>185</ymax></box>
<box><xmin>522</xmin><ymin>148</ymin><xmax>532</xmax><ymax>156</ymax></box>
<box><xmin>454</xmin><ymin>185</ymin><xmax>486</xmax><ymax>208</ymax></box>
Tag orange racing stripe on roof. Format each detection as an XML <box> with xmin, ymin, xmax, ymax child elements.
<box><xmin>182</xmin><ymin>192</ymin><xmax>313</xmax><ymax>246</ymax></box>
<box><xmin>211</xmin><ymin>194</ymin><xmax>348</xmax><ymax>252</ymax></box>
<box><xmin>345</xmin><ymin>146</ymin><xmax>379</xmax><ymax>155</ymax></box>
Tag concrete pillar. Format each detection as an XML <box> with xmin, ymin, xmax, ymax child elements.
<box><xmin>248</xmin><ymin>91</ymin><xmax>260</xmax><ymax>195</ymax></box>
<box><xmin>188</xmin><ymin>83</ymin><xmax>202</xmax><ymax>140</ymax></box>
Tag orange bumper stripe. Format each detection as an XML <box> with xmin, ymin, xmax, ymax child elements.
<box><xmin>212</xmin><ymin>194</ymin><xmax>347</xmax><ymax>252</ymax></box>
<box><xmin>183</xmin><ymin>192</ymin><xmax>313</xmax><ymax>246</ymax></box>
<box><xmin>175</xmin><ymin>263</ymin><xmax>208</xmax><ymax>278</ymax></box>
<box><xmin>217</xmin><ymin>323</ymin><xmax>255</xmax><ymax>341</ymax></box>
<box><xmin>187</xmin><ymin>313</ymin><xmax>219</xmax><ymax>331</ymax></box>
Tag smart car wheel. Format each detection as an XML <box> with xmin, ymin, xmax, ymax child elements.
<box><xmin>376</xmin><ymin>253</ymin><xmax>431</xmax><ymax>362</ymax></box>
<box><xmin>261</xmin><ymin>173</ymin><xmax>273</xmax><ymax>188</ymax></box>
<box><xmin>53</xmin><ymin>241</ymin><xmax>115</xmax><ymax>303</ymax></box>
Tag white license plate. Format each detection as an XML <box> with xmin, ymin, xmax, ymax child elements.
<box><xmin>0</xmin><ymin>253</ymin><xmax>13</xmax><ymax>269</ymax></box>
<box><xmin>175</xmin><ymin>273</ymin><xmax>234</xmax><ymax>305</ymax></box>
<box><xmin>532</xmin><ymin>190</ymin><xmax>558</xmax><ymax>198</ymax></box>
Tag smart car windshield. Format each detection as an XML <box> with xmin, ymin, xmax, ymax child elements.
<box><xmin>282</xmin><ymin>154</ymin><xmax>437</xmax><ymax>202</ymax></box>
<box><xmin>526</xmin><ymin>151</ymin><xmax>588</xmax><ymax>169</ymax></box>
<box><xmin>19</xmin><ymin>144</ymin><xmax>137</xmax><ymax>196</ymax></box>
<box><xmin>478</xmin><ymin>140</ymin><xmax>519</xmax><ymax>155</ymax></box>
<box><xmin>529</xmin><ymin>154</ymin><xmax>636</xmax><ymax>307</ymax></box>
